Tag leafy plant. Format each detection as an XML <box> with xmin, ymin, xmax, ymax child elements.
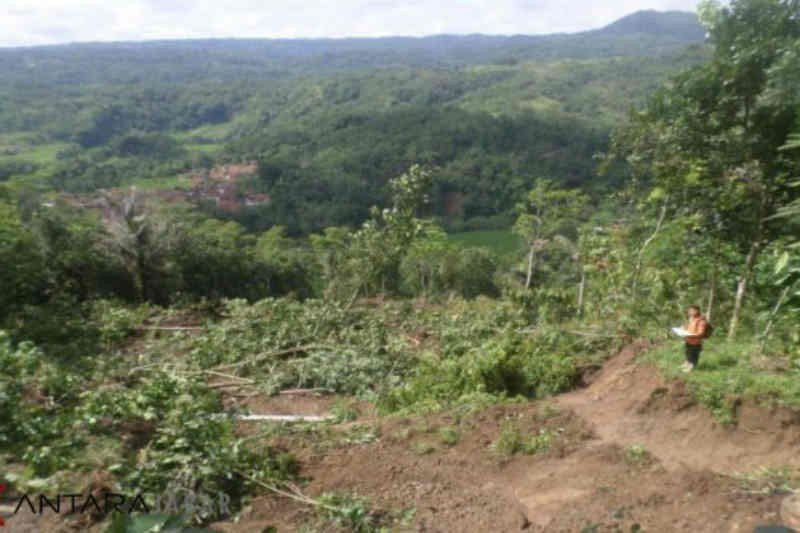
<box><xmin>491</xmin><ymin>422</ymin><xmax>553</xmax><ymax>458</ymax></box>
<box><xmin>734</xmin><ymin>466</ymin><xmax>799</xmax><ymax>495</ymax></box>
<box><xmin>623</xmin><ymin>444</ymin><xmax>651</xmax><ymax>466</ymax></box>
<box><xmin>107</xmin><ymin>513</ymin><xmax>215</xmax><ymax>533</ymax></box>
<box><xmin>438</xmin><ymin>427</ymin><xmax>461</xmax><ymax>446</ymax></box>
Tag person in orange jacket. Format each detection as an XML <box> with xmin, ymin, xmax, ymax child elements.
<box><xmin>682</xmin><ymin>304</ymin><xmax>709</xmax><ymax>372</ymax></box>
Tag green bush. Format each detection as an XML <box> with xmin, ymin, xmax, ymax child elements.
<box><xmin>188</xmin><ymin>298</ymin><xmax>414</xmax><ymax>395</ymax></box>
<box><xmin>379</xmin><ymin>331</ymin><xmax>577</xmax><ymax>412</ymax></box>
<box><xmin>491</xmin><ymin>423</ymin><xmax>553</xmax><ymax>457</ymax></box>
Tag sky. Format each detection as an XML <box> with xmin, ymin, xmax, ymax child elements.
<box><xmin>1</xmin><ymin>0</ymin><xmax>699</xmax><ymax>47</ymax></box>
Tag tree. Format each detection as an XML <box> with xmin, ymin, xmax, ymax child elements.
<box><xmin>254</xmin><ymin>226</ymin><xmax>314</xmax><ymax>298</ymax></box>
<box><xmin>99</xmin><ymin>191</ymin><xmax>180</xmax><ymax>303</ymax></box>
<box><xmin>612</xmin><ymin>0</ymin><xmax>800</xmax><ymax>338</ymax></box>
<box><xmin>759</xmin><ymin>245</ymin><xmax>800</xmax><ymax>353</ymax></box>
<box><xmin>31</xmin><ymin>201</ymin><xmax>133</xmax><ymax>301</ymax></box>
<box><xmin>0</xmin><ymin>201</ymin><xmax>47</xmax><ymax>320</ymax></box>
<box><xmin>513</xmin><ymin>179</ymin><xmax>589</xmax><ymax>290</ymax></box>
<box><xmin>342</xmin><ymin>164</ymin><xmax>434</xmax><ymax>299</ymax></box>
<box><xmin>400</xmin><ymin>222</ymin><xmax>459</xmax><ymax>297</ymax></box>
<box><xmin>176</xmin><ymin>217</ymin><xmax>263</xmax><ymax>300</ymax></box>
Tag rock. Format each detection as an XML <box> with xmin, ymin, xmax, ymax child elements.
<box><xmin>781</xmin><ymin>493</ymin><xmax>800</xmax><ymax>530</ymax></box>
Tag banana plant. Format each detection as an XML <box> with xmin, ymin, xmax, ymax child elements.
<box><xmin>759</xmin><ymin>248</ymin><xmax>800</xmax><ymax>354</ymax></box>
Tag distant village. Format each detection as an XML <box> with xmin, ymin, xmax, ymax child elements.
<box><xmin>56</xmin><ymin>162</ymin><xmax>271</xmax><ymax>216</ymax></box>
<box><xmin>182</xmin><ymin>161</ymin><xmax>270</xmax><ymax>211</ymax></box>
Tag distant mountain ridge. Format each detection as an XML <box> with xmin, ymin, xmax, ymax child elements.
<box><xmin>0</xmin><ymin>10</ymin><xmax>705</xmax><ymax>86</ymax></box>
<box><xmin>597</xmin><ymin>10</ymin><xmax>706</xmax><ymax>39</ymax></box>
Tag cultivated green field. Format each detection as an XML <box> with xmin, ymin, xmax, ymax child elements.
<box><xmin>448</xmin><ymin>229</ymin><xmax>522</xmax><ymax>256</ymax></box>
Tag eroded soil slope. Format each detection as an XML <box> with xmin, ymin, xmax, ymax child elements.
<box><xmin>218</xmin><ymin>343</ymin><xmax>800</xmax><ymax>532</ymax></box>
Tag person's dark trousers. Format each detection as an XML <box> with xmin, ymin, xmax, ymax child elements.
<box><xmin>684</xmin><ymin>344</ymin><xmax>702</xmax><ymax>366</ymax></box>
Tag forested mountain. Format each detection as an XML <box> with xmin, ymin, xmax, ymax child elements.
<box><xmin>0</xmin><ymin>10</ymin><xmax>707</xmax><ymax>233</ymax></box>
<box><xmin>0</xmin><ymin>10</ymin><xmax>703</xmax><ymax>85</ymax></box>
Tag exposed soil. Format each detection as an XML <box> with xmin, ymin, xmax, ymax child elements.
<box><xmin>214</xmin><ymin>343</ymin><xmax>800</xmax><ymax>532</ymax></box>
<box><xmin>6</xmin><ymin>344</ymin><xmax>799</xmax><ymax>532</ymax></box>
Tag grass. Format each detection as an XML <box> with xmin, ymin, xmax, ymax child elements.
<box><xmin>623</xmin><ymin>444</ymin><xmax>652</xmax><ymax>466</ymax></box>
<box><xmin>448</xmin><ymin>229</ymin><xmax>522</xmax><ymax>256</ymax></box>
<box><xmin>491</xmin><ymin>422</ymin><xmax>553</xmax><ymax>458</ymax></box>
<box><xmin>172</xmin><ymin>121</ymin><xmax>238</xmax><ymax>142</ymax></box>
<box><xmin>734</xmin><ymin>465</ymin><xmax>799</xmax><ymax>495</ymax></box>
<box><xmin>309</xmin><ymin>492</ymin><xmax>416</xmax><ymax>533</ymax></box>
<box><xmin>642</xmin><ymin>339</ymin><xmax>800</xmax><ymax>424</ymax></box>
<box><xmin>438</xmin><ymin>426</ymin><xmax>461</xmax><ymax>446</ymax></box>
<box><xmin>410</xmin><ymin>441</ymin><xmax>436</xmax><ymax>455</ymax></box>
<box><xmin>0</xmin><ymin>142</ymin><xmax>68</xmax><ymax>165</ymax></box>
<box><xmin>186</xmin><ymin>142</ymin><xmax>224</xmax><ymax>155</ymax></box>
<box><xmin>331</xmin><ymin>400</ymin><xmax>360</xmax><ymax>423</ymax></box>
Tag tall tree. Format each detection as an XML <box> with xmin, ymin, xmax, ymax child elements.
<box><xmin>611</xmin><ymin>0</ymin><xmax>800</xmax><ymax>338</ymax></box>
<box><xmin>513</xmin><ymin>179</ymin><xmax>589</xmax><ymax>290</ymax></box>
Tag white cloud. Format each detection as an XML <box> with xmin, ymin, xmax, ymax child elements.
<box><xmin>0</xmin><ymin>0</ymin><xmax>699</xmax><ymax>47</ymax></box>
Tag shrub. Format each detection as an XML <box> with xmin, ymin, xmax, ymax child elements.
<box><xmin>491</xmin><ymin>423</ymin><xmax>553</xmax><ymax>457</ymax></box>
<box><xmin>379</xmin><ymin>331</ymin><xmax>577</xmax><ymax>412</ymax></box>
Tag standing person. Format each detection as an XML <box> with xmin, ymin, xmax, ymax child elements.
<box><xmin>682</xmin><ymin>304</ymin><xmax>708</xmax><ymax>372</ymax></box>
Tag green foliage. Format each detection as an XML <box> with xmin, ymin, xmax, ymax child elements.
<box><xmin>399</xmin><ymin>223</ymin><xmax>500</xmax><ymax>298</ymax></box>
<box><xmin>0</xmin><ymin>14</ymin><xmax>706</xmax><ymax>229</ymax></box>
<box><xmin>187</xmin><ymin>298</ymin><xmax>414</xmax><ymax>395</ymax></box>
<box><xmin>380</xmin><ymin>330</ymin><xmax>578</xmax><ymax>412</ymax></box>
<box><xmin>448</xmin><ymin>229</ymin><xmax>522</xmax><ymax>256</ymax></box>
<box><xmin>438</xmin><ymin>427</ymin><xmax>461</xmax><ymax>446</ymax></box>
<box><xmin>331</xmin><ymin>400</ymin><xmax>361</xmax><ymax>423</ymax></box>
<box><xmin>253</xmin><ymin>226</ymin><xmax>314</xmax><ymax>298</ymax></box>
<box><xmin>312</xmin><ymin>492</ymin><xmax>398</xmax><ymax>533</ymax></box>
<box><xmin>491</xmin><ymin>422</ymin><xmax>553</xmax><ymax>458</ymax></box>
<box><xmin>610</xmin><ymin>0</ymin><xmax>800</xmax><ymax>339</ymax></box>
<box><xmin>623</xmin><ymin>444</ymin><xmax>652</xmax><ymax>466</ymax></box>
<box><xmin>734</xmin><ymin>465</ymin><xmax>799</xmax><ymax>495</ymax></box>
<box><xmin>0</xmin><ymin>201</ymin><xmax>47</xmax><ymax>317</ymax></box>
<box><xmin>643</xmin><ymin>340</ymin><xmax>800</xmax><ymax>423</ymax></box>
<box><xmin>0</xmin><ymin>320</ymin><xmax>296</xmax><ymax>519</ymax></box>
<box><xmin>453</xmin><ymin>247</ymin><xmax>501</xmax><ymax>298</ymax></box>
<box><xmin>107</xmin><ymin>513</ymin><xmax>215</xmax><ymax>533</ymax></box>
<box><xmin>2</xmin><ymin>11</ymin><xmax>800</xmax><ymax>530</ymax></box>
<box><xmin>124</xmin><ymin>411</ymin><xmax>296</xmax><ymax>509</ymax></box>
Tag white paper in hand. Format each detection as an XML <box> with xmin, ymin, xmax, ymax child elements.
<box><xmin>671</xmin><ymin>327</ymin><xmax>692</xmax><ymax>338</ymax></box>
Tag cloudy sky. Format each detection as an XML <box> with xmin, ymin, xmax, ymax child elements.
<box><xmin>1</xmin><ymin>0</ymin><xmax>698</xmax><ymax>47</ymax></box>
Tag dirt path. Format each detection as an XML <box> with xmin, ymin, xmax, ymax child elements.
<box><xmin>506</xmin><ymin>342</ymin><xmax>800</xmax><ymax>531</ymax></box>
<box><xmin>214</xmin><ymin>343</ymin><xmax>800</xmax><ymax>532</ymax></box>
<box><xmin>556</xmin><ymin>342</ymin><xmax>800</xmax><ymax>473</ymax></box>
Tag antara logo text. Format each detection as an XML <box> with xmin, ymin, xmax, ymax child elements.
<box><xmin>0</xmin><ymin>483</ymin><xmax>231</xmax><ymax>526</ymax></box>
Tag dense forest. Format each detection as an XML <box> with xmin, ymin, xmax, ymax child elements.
<box><xmin>1</xmin><ymin>10</ymin><xmax>708</xmax><ymax>233</ymax></box>
<box><xmin>1</xmin><ymin>2</ymin><xmax>799</xmax><ymax>532</ymax></box>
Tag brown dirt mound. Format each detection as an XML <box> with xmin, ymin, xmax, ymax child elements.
<box><xmin>557</xmin><ymin>342</ymin><xmax>800</xmax><ymax>474</ymax></box>
<box><xmin>11</xmin><ymin>344</ymin><xmax>798</xmax><ymax>532</ymax></box>
<box><xmin>215</xmin><ymin>343</ymin><xmax>800</xmax><ymax>532</ymax></box>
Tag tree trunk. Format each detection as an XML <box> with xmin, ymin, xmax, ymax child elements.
<box><xmin>524</xmin><ymin>245</ymin><xmax>535</xmax><ymax>290</ymax></box>
<box><xmin>728</xmin><ymin>237</ymin><xmax>760</xmax><ymax>339</ymax></box>
<box><xmin>728</xmin><ymin>186</ymin><xmax>767</xmax><ymax>340</ymax></box>
<box><xmin>705</xmin><ymin>270</ymin><xmax>716</xmax><ymax>321</ymax></box>
<box><xmin>577</xmin><ymin>267</ymin><xmax>586</xmax><ymax>316</ymax></box>
<box><xmin>632</xmin><ymin>199</ymin><xmax>668</xmax><ymax>297</ymax></box>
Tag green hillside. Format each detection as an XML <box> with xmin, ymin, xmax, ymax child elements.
<box><xmin>1</xmin><ymin>3</ymin><xmax>799</xmax><ymax>531</ymax></box>
<box><xmin>0</xmin><ymin>10</ymin><xmax>708</xmax><ymax>233</ymax></box>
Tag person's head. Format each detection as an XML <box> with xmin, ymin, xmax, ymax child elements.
<box><xmin>687</xmin><ymin>304</ymin><xmax>701</xmax><ymax>318</ymax></box>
